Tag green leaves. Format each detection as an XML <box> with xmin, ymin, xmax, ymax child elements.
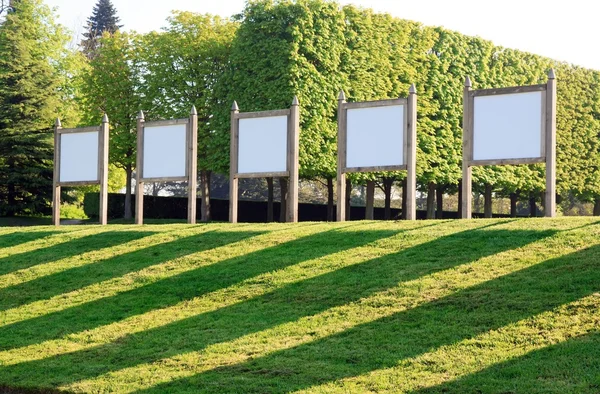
<box><xmin>0</xmin><ymin>0</ymin><xmax>74</xmax><ymax>215</ymax></box>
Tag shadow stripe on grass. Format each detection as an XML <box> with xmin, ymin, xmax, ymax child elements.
<box><xmin>0</xmin><ymin>230</ymin><xmax>154</xmax><ymax>277</ymax></box>
<box><xmin>0</xmin><ymin>226</ymin><xmax>385</xmax><ymax>353</ymax></box>
<box><xmin>0</xmin><ymin>229</ymin><xmax>244</xmax><ymax>311</ymax></box>
<box><xmin>0</xmin><ymin>226</ymin><xmax>554</xmax><ymax>391</ymax></box>
<box><xmin>0</xmin><ymin>231</ymin><xmax>61</xmax><ymax>253</ymax></box>
<box><xmin>411</xmin><ymin>325</ymin><xmax>600</xmax><ymax>394</ymax></box>
<box><xmin>131</xmin><ymin>238</ymin><xmax>600</xmax><ymax>394</ymax></box>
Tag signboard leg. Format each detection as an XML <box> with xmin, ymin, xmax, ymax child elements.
<box><xmin>545</xmin><ymin>69</ymin><xmax>557</xmax><ymax>218</ymax></box>
<box><xmin>188</xmin><ymin>106</ymin><xmax>198</xmax><ymax>224</ymax></box>
<box><xmin>337</xmin><ymin>91</ymin><xmax>347</xmax><ymax>222</ymax></box>
<box><xmin>230</xmin><ymin>102</ymin><xmax>240</xmax><ymax>223</ymax></box>
<box><xmin>52</xmin><ymin>118</ymin><xmax>62</xmax><ymax>227</ymax></box>
<box><xmin>461</xmin><ymin>77</ymin><xmax>473</xmax><ymax>219</ymax></box>
<box><xmin>52</xmin><ymin>185</ymin><xmax>61</xmax><ymax>226</ymax></box>
<box><xmin>287</xmin><ymin>96</ymin><xmax>300</xmax><ymax>223</ymax></box>
<box><xmin>135</xmin><ymin>111</ymin><xmax>145</xmax><ymax>225</ymax></box>
<box><xmin>406</xmin><ymin>84</ymin><xmax>418</xmax><ymax>221</ymax></box>
<box><xmin>99</xmin><ymin>115</ymin><xmax>110</xmax><ymax>225</ymax></box>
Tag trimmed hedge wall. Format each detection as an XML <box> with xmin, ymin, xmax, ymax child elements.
<box><xmin>84</xmin><ymin>193</ymin><xmax>517</xmax><ymax>222</ymax></box>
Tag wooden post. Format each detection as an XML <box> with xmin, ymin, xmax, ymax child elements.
<box><xmin>229</xmin><ymin>101</ymin><xmax>239</xmax><ymax>223</ymax></box>
<box><xmin>337</xmin><ymin>90</ymin><xmax>347</xmax><ymax>222</ymax></box>
<box><xmin>287</xmin><ymin>96</ymin><xmax>300</xmax><ymax>222</ymax></box>
<box><xmin>406</xmin><ymin>84</ymin><xmax>418</xmax><ymax>220</ymax></box>
<box><xmin>188</xmin><ymin>106</ymin><xmax>198</xmax><ymax>224</ymax></box>
<box><xmin>461</xmin><ymin>76</ymin><xmax>473</xmax><ymax>219</ymax></box>
<box><xmin>545</xmin><ymin>69</ymin><xmax>557</xmax><ymax>218</ymax></box>
<box><xmin>365</xmin><ymin>180</ymin><xmax>375</xmax><ymax>220</ymax></box>
<box><xmin>135</xmin><ymin>111</ymin><xmax>145</xmax><ymax>225</ymax></box>
<box><xmin>52</xmin><ymin>118</ymin><xmax>62</xmax><ymax>227</ymax></box>
<box><xmin>98</xmin><ymin>114</ymin><xmax>110</xmax><ymax>225</ymax></box>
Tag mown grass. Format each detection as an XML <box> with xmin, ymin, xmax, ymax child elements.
<box><xmin>0</xmin><ymin>218</ymin><xmax>598</xmax><ymax>393</ymax></box>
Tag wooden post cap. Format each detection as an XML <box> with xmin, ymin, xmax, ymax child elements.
<box><xmin>137</xmin><ymin>110</ymin><xmax>145</xmax><ymax>120</ymax></box>
<box><xmin>409</xmin><ymin>83</ymin><xmax>417</xmax><ymax>94</ymax></box>
<box><xmin>338</xmin><ymin>90</ymin><xmax>346</xmax><ymax>101</ymax></box>
<box><xmin>465</xmin><ymin>76</ymin><xmax>472</xmax><ymax>88</ymax></box>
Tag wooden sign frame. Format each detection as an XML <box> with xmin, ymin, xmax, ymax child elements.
<box><xmin>461</xmin><ymin>69</ymin><xmax>557</xmax><ymax>218</ymax></box>
<box><xmin>135</xmin><ymin>107</ymin><xmax>198</xmax><ymax>225</ymax></box>
<box><xmin>229</xmin><ymin>97</ymin><xmax>300</xmax><ymax>223</ymax></box>
<box><xmin>336</xmin><ymin>85</ymin><xmax>418</xmax><ymax>221</ymax></box>
<box><xmin>52</xmin><ymin>115</ymin><xmax>110</xmax><ymax>226</ymax></box>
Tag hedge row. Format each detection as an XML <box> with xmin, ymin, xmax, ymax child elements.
<box><xmin>83</xmin><ymin>193</ymin><xmax>517</xmax><ymax>222</ymax></box>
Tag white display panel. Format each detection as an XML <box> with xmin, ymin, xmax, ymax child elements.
<box><xmin>473</xmin><ymin>91</ymin><xmax>543</xmax><ymax>161</ymax></box>
<box><xmin>143</xmin><ymin>124</ymin><xmax>187</xmax><ymax>178</ymax></box>
<box><xmin>346</xmin><ymin>104</ymin><xmax>405</xmax><ymax>168</ymax></box>
<box><xmin>238</xmin><ymin>116</ymin><xmax>288</xmax><ymax>174</ymax></box>
<box><xmin>59</xmin><ymin>131</ymin><xmax>99</xmax><ymax>182</ymax></box>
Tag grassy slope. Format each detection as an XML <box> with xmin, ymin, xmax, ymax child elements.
<box><xmin>0</xmin><ymin>218</ymin><xmax>598</xmax><ymax>393</ymax></box>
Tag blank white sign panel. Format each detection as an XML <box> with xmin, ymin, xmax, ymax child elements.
<box><xmin>473</xmin><ymin>91</ymin><xmax>543</xmax><ymax>161</ymax></box>
<box><xmin>238</xmin><ymin>116</ymin><xmax>287</xmax><ymax>174</ymax></box>
<box><xmin>143</xmin><ymin>124</ymin><xmax>187</xmax><ymax>178</ymax></box>
<box><xmin>346</xmin><ymin>105</ymin><xmax>404</xmax><ymax>168</ymax></box>
<box><xmin>60</xmin><ymin>131</ymin><xmax>99</xmax><ymax>182</ymax></box>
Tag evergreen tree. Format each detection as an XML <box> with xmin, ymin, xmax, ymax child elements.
<box><xmin>81</xmin><ymin>0</ymin><xmax>122</xmax><ymax>59</ymax></box>
<box><xmin>0</xmin><ymin>0</ymin><xmax>70</xmax><ymax>216</ymax></box>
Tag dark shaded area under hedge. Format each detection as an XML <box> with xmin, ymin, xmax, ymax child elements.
<box><xmin>84</xmin><ymin>193</ymin><xmax>517</xmax><ymax>222</ymax></box>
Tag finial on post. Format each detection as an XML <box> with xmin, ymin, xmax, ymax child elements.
<box><xmin>409</xmin><ymin>83</ymin><xmax>417</xmax><ymax>94</ymax></box>
<box><xmin>548</xmin><ymin>68</ymin><xmax>556</xmax><ymax>80</ymax></box>
<box><xmin>292</xmin><ymin>96</ymin><xmax>299</xmax><ymax>106</ymax></box>
<box><xmin>465</xmin><ymin>76</ymin><xmax>472</xmax><ymax>88</ymax></box>
<box><xmin>231</xmin><ymin>101</ymin><xmax>239</xmax><ymax>111</ymax></box>
<box><xmin>191</xmin><ymin>105</ymin><xmax>197</xmax><ymax>115</ymax></box>
<box><xmin>55</xmin><ymin>118</ymin><xmax>62</xmax><ymax>128</ymax></box>
<box><xmin>137</xmin><ymin>110</ymin><xmax>145</xmax><ymax>121</ymax></box>
<box><xmin>102</xmin><ymin>113</ymin><xmax>109</xmax><ymax>123</ymax></box>
<box><xmin>338</xmin><ymin>90</ymin><xmax>346</xmax><ymax>101</ymax></box>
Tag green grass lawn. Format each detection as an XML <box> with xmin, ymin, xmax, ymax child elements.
<box><xmin>0</xmin><ymin>218</ymin><xmax>598</xmax><ymax>393</ymax></box>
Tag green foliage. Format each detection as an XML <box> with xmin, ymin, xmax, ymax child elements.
<box><xmin>214</xmin><ymin>0</ymin><xmax>347</xmax><ymax>179</ymax></box>
<box><xmin>80</xmin><ymin>0</ymin><xmax>122</xmax><ymax>59</ymax></box>
<box><xmin>80</xmin><ymin>31</ymin><xmax>143</xmax><ymax>172</ymax></box>
<box><xmin>0</xmin><ymin>0</ymin><xmax>74</xmax><ymax>216</ymax></box>
<box><xmin>140</xmin><ymin>12</ymin><xmax>237</xmax><ymax>173</ymax></box>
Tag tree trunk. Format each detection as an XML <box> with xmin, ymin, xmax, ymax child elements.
<box><xmin>279</xmin><ymin>177</ymin><xmax>288</xmax><ymax>222</ymax></box>
<box><xmin>401</xmin><ymin>178</ymin><xmax>408</xmax><ymax>220</ymax></box>
<box><xmin>345</xmin><ymin>179</ymin><xmax>352</xmax><ymax>221</ymax></box>
<box><xmin>426</xmin><ymin>182</ymin><xmax>436</xmax><ymax>219</ymax></box>
<box><xmin>458</xmin><ymin>180</ymin><xmax>463</xmax><ymax>218</ymax></box>
<box><xmin>594</xmin><ymin>198</ymin><xmax>600</xmax><ymax>216</ymax></box>
<box><xmin>125</xmin><ymin>165</ymin><xmax>133</xmax><ymax>219</ymax></box>
<box><xmin>327</xmin><ymin>177</ymin><xmax>334</xmax><ymax>221</ymax></box>
<box><xmin>366</xmin><ymin>180</ymin><xmax>375</xmax><ymax>220</ymax></box>
<box><xmin>383</xmin><ymin>177</ymin><xmax>393</xmax><ymax>220</ymax></box>
<box><xmin>266</xmin><ymin>177</ymin><xmax>274</xmax><ymax>223</ymax></box>
<box><xmin>200</xmin><ymin>170</ymin><xmax>211</xmax><ymax>222</ymax></box>
<box><xmin>529</xmin><ymin>197</ymin><xmax>537</xmax><ymax>217</ymax></box>
<box><xmin>510</xmin><ymin>192</ymin><xmax>519</xmax><ymax>218</ymax></box>
<box><xmin>436</xmin><ymin>184</ymin><xmax>444</xmax><ymax>219</ymax></box>
<box><xmin>484</xmin><ymin>183</ymin><xmax>493</xmax><ymax>218</ymax></box>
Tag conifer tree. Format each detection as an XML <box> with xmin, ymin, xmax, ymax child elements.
<box><xmin>81</xmin><ymin>0</ymin><xmax>122</xmax><ymax>59</ymax></box>
<box><xmin>0</xmin><ymin>0</ymin><xmax>70</xmax><ymax>216</ymax></box>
